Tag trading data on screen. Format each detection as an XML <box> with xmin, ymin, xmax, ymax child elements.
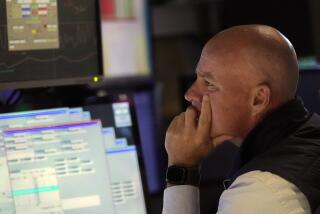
<box><xmin>0</xmin><ymin>102</ymin><xmax>147</xmax><ymax>214</ymax></box>
<box><xmin>0</xmin><ymin>0</ymin><xmax>101</xmax><ymax>86</ymax></box>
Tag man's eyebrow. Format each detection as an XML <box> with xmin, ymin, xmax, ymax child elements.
<box><xmin>196</xmin><ymin>70</ymin><xmax>216</xmax><ymax>80</ymax></box>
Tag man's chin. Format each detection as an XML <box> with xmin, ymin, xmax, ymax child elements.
<box><xmin>210</xmin><ymin>131</ymin><xmax>221</xmax><ymax>139</ymax></box>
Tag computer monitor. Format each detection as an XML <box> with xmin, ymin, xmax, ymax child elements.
<box><xmin>0</xmin><ymin>0</ymin><xmax>103</xmax><ymax>89</ymax></box>
<box><xmin>0</xmin><ymin>95</ymin><xmax>149</xmax><ymax>213</ymax></box>
<box><xmin>99</xmin><ymin>0</ymin><xmax>152</xmax><ymax>80</ymax></box>
<box><xmin>133</xmin><ymin>91</ymin><xmax>163</xmax><ymax>194</ymax></box>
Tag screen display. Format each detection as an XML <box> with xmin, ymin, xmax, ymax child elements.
<box><xmin>0</xmin><ymin>0</ymin><xmax>102</xmax><ymax>87</ymax></box>
<box><xmin>100</xmin><ymin>0</ymin><xmax>151</xmax><ymax>78</ymax></box>
<box><xmin>0</xmin><ymin>102</ymin><xmax>147</xmax><ymax>214</ymax></box>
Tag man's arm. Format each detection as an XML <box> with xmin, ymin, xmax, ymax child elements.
<box><xmin>162</xmin><ymin>185</ymin><xmax>200</xmax><ymax>214</ymax></box>
<box><xmin>217</xmin><ymin>171</ymin><xmax>311</xmax><ymax>214</ymax></box>
<box><xmin>162</xmin><ymin>95</ymin><xmax>211</xmax><ymax>214</ymax></box>
<box><xmin>162</xmin><ymin>170</ymin><xmax>311</xmax><ymax>214</ymax></box>
<box><xmin>163</xmin><ymin>95</ymin><xmax>234</xmax><ymax>214</ymax></box>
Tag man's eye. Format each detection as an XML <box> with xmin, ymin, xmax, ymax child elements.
<box><xmin>204</xmin><ymin>80</ymin><xmax>219</xmax><ymax>91</ymax></box>
<box><xmin>204</xmin><ymin>80</ymin><xmax>214</xmax><ymax>86</ymax></box>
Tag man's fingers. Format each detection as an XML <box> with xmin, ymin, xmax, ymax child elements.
<box><xmin>179</xmin><ymin>112</ymin><xmax>186</xmax><ymax>125</ymax></box>
<box><xmin>198</xmin><ymin>95</ymin><xmax>212</xmax><ymax>133</ymax></box>
<box><xmin>167</xmin><ymin>116</ymin><xmax>179</xmax><ymax>132</ymax></box>
<box><xmin>176</xmin><ymin>112</ymin><xmax>186</xmax><ymax>131</ymax></box>
<box><xmin>185</xmin><ymin>106</ymin><xmax>198</xmax><ymax>130</ymax></box>
<box><xmin>168</xmin><ymin>112</ymin><xmax>186</xmax><ymax>132</ymax></box>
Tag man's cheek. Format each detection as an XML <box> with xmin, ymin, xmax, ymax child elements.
<box><xmin>210</xmin><ymin>122</ymin><xmax>215</xmax><ymax>137</ymax></box>
<box><xmin>209</xmin><ymin>98</ymin><xmax>223</xmax><ymax>138</ymax></box>
<box><xmin>210</xmin><ymin>101</ymin><xmax>215</xmax><ymax>137</ymax></box>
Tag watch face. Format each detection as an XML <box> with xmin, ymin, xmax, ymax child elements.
<box><xmin>166</xmin><ymin>166</ymin><xmax>187</xmax><ymax>184</ymax></box>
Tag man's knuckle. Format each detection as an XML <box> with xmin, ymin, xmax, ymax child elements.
<box><xmin>186</xmin><ymin>107</ymin><xmax>193</xmax><ymax>114</ymax></box>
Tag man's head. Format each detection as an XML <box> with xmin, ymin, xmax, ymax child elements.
<box><xmin>185</xmin><ymin>25</ymin><xmax>299</xmax><ymax>141</ymax></box>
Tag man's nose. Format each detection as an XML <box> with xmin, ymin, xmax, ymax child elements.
<box><xmin>184</xmin><ymin>82</ymin><xmax>202</xmax><ymax>104</ymax></box>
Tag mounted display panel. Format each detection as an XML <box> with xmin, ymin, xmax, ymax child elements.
<box><xmin>99</xmin><ymin>0</ymin><xmax>153</xmax><ymax>85</ymax></box>
<box><xmin>0</xmin><ymin>0</ymin><xmax>103</xmax><ymax>89</ymax></box>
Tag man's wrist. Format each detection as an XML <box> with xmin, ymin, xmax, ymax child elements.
<box><xmin>168</xmin><ymin>158</ymin><xmax>201</xmax><ymax>169</ymax></box>
<box><xmin>166</xmin><ymin>165</ymin><xmax>201</xmax><ymax>187</ymax></box>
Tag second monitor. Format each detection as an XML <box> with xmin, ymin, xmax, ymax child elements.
<box><xmin>0</xmin><ymin>0</ymin><xmax>103</xmax><ymax>89</ymax></box>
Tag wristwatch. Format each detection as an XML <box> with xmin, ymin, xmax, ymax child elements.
<box><xmin>166</xmin><ymin>165</ymin><xmax>201</xmax><ymax>186</ymax></box>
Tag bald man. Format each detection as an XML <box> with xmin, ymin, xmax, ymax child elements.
<box><xmin>163</xmin><ymin>25</ymin><xmax>320</xmax><ymax>214</ymax></box>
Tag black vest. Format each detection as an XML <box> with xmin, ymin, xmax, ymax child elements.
<box><xmin>227</xmin><ymin>99</ymin><xmax>320</xmax><ymax>213</ymax></box>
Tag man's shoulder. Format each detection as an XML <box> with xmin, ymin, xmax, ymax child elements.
<box><xmin>294</xmin><ymin>113</ymin><xmax>320</xmax><ymax>138</ymax></box>
<box><xmin>232</xmin><ymin>170</ymin><xmax>303</xmax><ymax>191</ymax></box>
<box><xmin>217</xmin><ymin>170</ymin><xmax>311</xmax><ymax>214</ymax></box>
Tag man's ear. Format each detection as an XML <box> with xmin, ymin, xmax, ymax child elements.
<box><xmin>250</xmin><ymin>84</ymin><xmax>271</xmax><ymax>117</ymax></box>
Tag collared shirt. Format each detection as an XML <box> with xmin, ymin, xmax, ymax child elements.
<box><xmin>163</xmin><ymin>170</ymin><xmax>311</xmax><ymax>214</ymax></box>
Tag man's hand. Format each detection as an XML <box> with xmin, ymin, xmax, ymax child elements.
<box><xmin>165</xmin><ymin>95</ymin><xmax>234</xmax><ymax>168</ymax></box>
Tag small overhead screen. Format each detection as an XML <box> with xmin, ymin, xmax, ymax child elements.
<box><xmin>0</xmin><ymin>0</ymin><xmax>102</xmax><ymax>89</ymax></box>
<box><xmin>100</xmin><ymin>0</ymin><xmax>152</xmax><ymax>79</ymax></box>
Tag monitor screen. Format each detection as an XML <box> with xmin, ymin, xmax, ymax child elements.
<box><xmin>100</xmin><ymin>0</ymin><xmax>152</xmax><ymax>79</ymax></box>
<box><xmin>0</xmin><ymin>98</ymin><xmax>148</xmax><ymax>213</ymax></box>
<box><xmin>0</xmin><ymin>0</ymin><xmax>102</xmax><ymax>89</ymax></box>
<box><xmin>133</xmin><ymin>91</ymin><xmax>163</xmax><ymax>194</ymax></box>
